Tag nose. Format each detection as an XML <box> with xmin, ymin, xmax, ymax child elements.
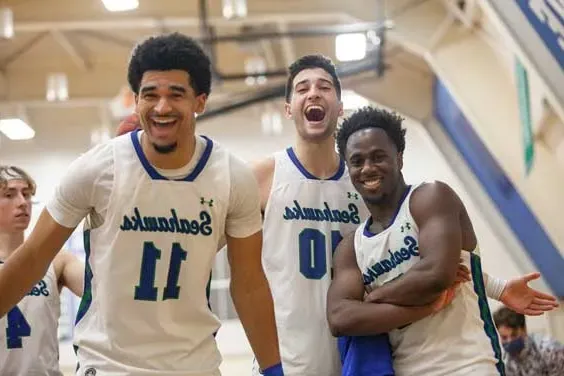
<box><xmin>306</xmin><ymin>86</ymin><xmax>321</xmax><ymax>100</ymax></box>
<box><xmin>16</xmin><ymin>193</ymin><xmax>30</xmax><ymax>209</ymax></box>
<box><xmin>154</xmin><ymin>97</ymin><xmax>172</xmax><ymax>114</ymax></box>
<box><xmin>361</xmin><ymin>159</ymin><xmax>378</xmax><ymax>175</ymax></box>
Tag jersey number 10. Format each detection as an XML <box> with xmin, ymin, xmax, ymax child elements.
<box><xmin>135</xmin><ymin>241</ymin><xmax>188</xmax><ymax>301</ymax></box>
<box><xmin>299</xmin><ymin>228</ymin><xmax>343</xmax><ymax>280</ymax></box>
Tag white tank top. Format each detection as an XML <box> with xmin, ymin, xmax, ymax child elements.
<box><xmin>74</xmin><ymin>132</ymin><xmax>230</xmax><ymax>375</ymax></box>
<box><xmin>0</xmin><ymin>263</ymin><xmax>62</xmax><ymax>376</ymax></box>
<box><xmin>261</xmin><ymin>147</ymin><xmax>368</xmax><ymax>376</ymax></box>
<box><xmin>354</xmin><ymin>184</ymin><xmax>505</xmax><ymax>376</ymax></box>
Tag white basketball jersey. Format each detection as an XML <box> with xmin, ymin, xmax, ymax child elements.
<box><xmin>0</xmin><ymin>263</ymin><xmax>62</xmax><ymax>376</ymax></box>
<box><xmin>354</xmin><ymin>184</ymin><xmax>505</xmax><ymax>376</ymax></box>
<box><xmin>261</xmin><ymin>148</ymin><xmax>368</xmax><ymax>376</ymax></box>
<box><xmin>74</xmin><ymin>131</ymin><xmax>230</xmax><ymax>375</ymax></box>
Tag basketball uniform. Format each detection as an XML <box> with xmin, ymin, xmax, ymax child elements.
<box><xmin>259</xmin><ymin>147</ymin><xmax>369</xmax><ymax>376</ymax></box>
<box><xmin>354</xmin><ymin>184</ymin><xmax>505</xmax><ymax>376</ymax></box>
<box><xmin>73</xmin><ymin>130</ymin><xmax>233</xmax><ymax>375</ymax></box>
<box><xmin>0</xmin><ymin>263</ymin><xmax>62</xmax><ymax>376</ymax></box>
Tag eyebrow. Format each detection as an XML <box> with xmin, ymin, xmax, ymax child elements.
<box><xmin>140</xmin><ymin>84</ymin><xmax>187</xmax><ymax>94</ymax></box>
<box><xmin>294</xmin><ymin>78</ymin><xmax>334</xmax><ymax>88</ymax></box>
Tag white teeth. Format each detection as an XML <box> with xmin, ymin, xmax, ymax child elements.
<box><xmin>152</xmin><ymin>119</ymin><xmax>176</xmax><ymax>124</ymax></box>
<box><xmin>306</xmin><ymin>105</ymin><xmax>324</xmax><ymax>112</ymax></box>
<box><xmin>363</xmin><ymin>179</ymin><xmax>381</xmax><ymax>188</ymax></box>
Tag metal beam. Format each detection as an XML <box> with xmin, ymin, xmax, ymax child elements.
<box><xmin>0</xmin><ymin>32</ymin><xmax>48</xmax><ymax>69</ymax></box>
<box><xmin>50</xmin><ymin>30</ymin><xmax>92</xmax><ymax>71</ymax></box>
<box><xmin>199</xmin><ymin>57</ymin><xmax>382</xmax><ymax>120</ymax></box>
<box><xmin>13</xmin><ymin>13</ymin><xmax>353</xmax><ymax>33</ymax></box>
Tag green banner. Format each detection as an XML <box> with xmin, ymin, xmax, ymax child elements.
<box><xmin>515</xmin><ymin>59</ymin><xmax>534</xmax><ymax>175</ymax></box>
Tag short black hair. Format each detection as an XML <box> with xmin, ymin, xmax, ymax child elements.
<box><xmin>336</xmin><ymin>106</ymin><xmax>406</xmax><ymax>158</ymax></box>
<box><xmin>493</xmin><ymin>307</ymin><xmax>526</xmax><ymax>330</ymax></box>
<box><xmin>285</xmin><ymin>54</ymin><xmax>341</xmax><ymax>102</ymax></box>
<box><xmin>127</xmin><ymin>32</ymin><xmax>211</xmax><ymax>96</ymax></box>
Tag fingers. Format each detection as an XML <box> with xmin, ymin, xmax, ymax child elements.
<box><xmin>522</xmin><ymin>272</ymin><xmax>541</xmax><ymax>283</ymax></box>
<box><xmin>523</xmin><ymin>309</ymin><xmax>545</xmax><ymax>316</ymax></box>
<box><xmin>532</xmin><ymin>297</ymin><xmax>559</xmax><ymax>307</ymax></box>
<box><xmin>532</xmin><ymin>290</ymin><xmax>558</xmax><ymax>302</ymax></box>
<box><xmin>528</xmin><ymin>303</ymin><xmax>558</xmax><ymax>312</ymax></box>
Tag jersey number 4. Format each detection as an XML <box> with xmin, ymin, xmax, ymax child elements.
<box><xmin>134</xmin><ymin>241</ymin><xmax>187</xmax><ymax>301</ymax></box>
<box><xmin>299</xmin><ymin>228</ymin><xmax>342</xmax><ymax>280</ymax></box>
<box><xmin>5</xmin><ymin>306</ymin><xmax>31</xmax><ymax>349</ymax></box>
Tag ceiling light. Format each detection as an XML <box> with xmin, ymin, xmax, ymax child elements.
<box><xmin>336</xmin><ymin>33</ymin><xmax>367</xmax><ymax>62</ymax></box>
<box><xmin>0</xmin><ymin>8</ymin><xmax>14</xmax><ymax>39</ymax></box>
<box><xmin>0</xmin><ymin>118</ymin><xmax>35</xmax><ymax>140</ymax></box>
<box><xmin>101</xmin><ymin>0</ymin><xmax>138</xmax><ymax>12</ymax></box>
<box><xmin>46</xmin><ymin>73</ymin><xmax>69</xmax><ymax>102</ymax></box>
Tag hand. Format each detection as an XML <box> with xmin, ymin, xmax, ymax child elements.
<box><xmin>454</xmin><ymin>263</ymin><xmax>471</xmax><ymax>285</ymax></box>
<box><xmin>431</xmin><ymin>283</ymin><xmax>459</xmax><ymax>313</ymax></box>
<box><xmin>500</xmin><ymin>272</ymin><xmax>559</xmax><ymax>316</ymax></box>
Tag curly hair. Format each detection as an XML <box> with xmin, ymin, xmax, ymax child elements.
<box><xmin>127</xmin><ymin>32</ymin><xmax>211</xmax><ymax>96</ymax></box>
<box><xmin>336</xmin><ymin>106</ymin><xmax>406</xmax><ymax>159</ymax></box>
<box><xmin>285</xmin><ymin>54</ymin><xmax>341</xmax><ymax>102</ymax></box>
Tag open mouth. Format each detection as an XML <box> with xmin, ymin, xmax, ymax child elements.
<box><xmin>151</xmin><ymin>118</ymin><xmax>178</xmax><ymax>128</ymax></box>
<box><xmin>360</xmin><ymin>177</ymin><xmax>382</xmax><ymax>190</ymax></box>
<box><xmin>304</xmin><ymin>105</ymin><xmax>326</xmax><ymax>122</ymax></box>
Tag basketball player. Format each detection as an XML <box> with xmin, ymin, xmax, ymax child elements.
<box><xmin>0</xmin><ymin>33</ymin><xmax>283</xmax><ymax>376</ymax></box>
<box><xmin>327</xmin><ymin>106</ymin><xmax>542</xmax><ymax>375</ymax></box>
<box><xmin>0</xmin><ymin>165</ymin><xmax>84</xmax><ymax>376</ymax></box>
<box><xmin>254</xmin><ymin>55</ymin><xmax>557</xmax><ymax>376</ymax></box>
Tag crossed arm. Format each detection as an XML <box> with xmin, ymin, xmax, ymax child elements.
<box><xmin>326</xmin><ymin>232</ymin><xmax>440</xmax><ymax>336</ymax></box>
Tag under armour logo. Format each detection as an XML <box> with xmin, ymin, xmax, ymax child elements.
<box><xmin>401</xmin><ymin>222</ymin><xmax>412</xmax><ymax>233</ymax></box>
<box><xmin>347</xmin><ymin>192</ymin><xmax>359</xmax><ymax>200</ymax></box>
<box><xmin>200</xmin><ymin>197</ymin><xmax>214</xmax><ymax>207</ymax></box>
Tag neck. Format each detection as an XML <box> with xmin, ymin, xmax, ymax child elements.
<box><xmin>141</xmin><ymin>132</ymin><xmax>196</xmax><ymax>170</ymax></box>
<box><xmin>294</xmin><ymin>135</ymin><xmax>340</xmax><ymax>179</ymax></box>
<box><xmin>367</xmin><ymin>176</ymin><xmax>408</xmax><ymax>227</ymax></box>
<box><xmin>0</xmin><ymin>231</ymin><xmax>24</xmax><ymax>261</ymax></box>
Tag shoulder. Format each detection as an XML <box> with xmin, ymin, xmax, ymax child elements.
<box><xmin>410</xmin><ymin>181</ymin><xmax>462</xmax><ymax>217</ymax></box>
<box><xmin>250</xmin><ymin>155</ymin><xmax>275</xmax><ymax>187</ymax></box>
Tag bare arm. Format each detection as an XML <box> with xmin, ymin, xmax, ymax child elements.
<box><xmin>365</xmin><ymin>182</ymin><xmax>463</xmax><ymax>306</ymax></box>
<box><xmin>226</xmin><ymin>231</ymin><xmax>280</xmax><ymax>371</ymax></box>
<box><xmin>326</xmin><ymin>232</ymin><xmax>438</xmax><ymax>337</ymax></box>
<box><xmin>251</xmin><ymin>157</ymin><xmax>275</xmax><ymax>214</ymax></box>
<box><xmin>54</xmin><ymin>250</ymin><xmax>84</xmax><ymax>297</ymax></box>
<box><xmin>0</xmin><ymin>209</ymin><xmax>75</xmax><ymax>316</ymax></box>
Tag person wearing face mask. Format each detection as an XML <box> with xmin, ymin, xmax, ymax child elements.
<box><xmin>494</xmin><ymin>306</ymin><xmax>564</xmax><ymax>376</ymax></box>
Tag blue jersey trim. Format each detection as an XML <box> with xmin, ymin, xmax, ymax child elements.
<box><xmin>130</xmin><ymin>129</ymin><xmax>214</xmax><ymax>182</ymax></box>
<box><xmin>363</xmin><ymin>185</ymin><xmax>412</xmax><ymax>238</ymax></box>
<box><xmin>286</xmin><ymin>147</ymin><xmax>345</xmax><ymax>181</ymax></box>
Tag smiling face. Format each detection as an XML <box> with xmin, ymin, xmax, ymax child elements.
<box><xmin>0</xmin><ymin>179</ymin><xmax>32</xmax><ymax>233</ymax></box>
<box><xmin>135</xmin><ymin>69</ymin><xmax>207</xmax><ymax>154</ymax></box>
<box><xmin>345</xmin><ymin>127</ymin><xmax>403</xmax><ymax>205</ymax></box>
<box><xmin>285</xmin><ymin>67</ymin><xmax>343</xmax><ymax>143</ymax></box>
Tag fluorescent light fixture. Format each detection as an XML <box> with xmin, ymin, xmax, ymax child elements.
<box><xmin>336</xmin><ymin>33</ymin><xmax>367</xmax><ymax>62</ymax></box>
<box><xmin>0</xmin><ymin>118</ymin><xmax>35</xmax><ymax>140</ymax></box>
<box><xmin>101</xmin><ymin>0</ymin><xmax>138</xmax><ymax>12</ymax></box>
<box><xmin>342</xmin><ymin>90</ymin><xmax>370</xmax><ymax>110</ymax></box>
<box><xmin>46</xmin><ymin>73</ymin><xmax>69</xmax><ymax>102</ymax></box>
<box><xmin>0</xmin><ymin>8</ymin><xmax>14</xmax><ymax>39</ymax></box>
<box><xmin>222</xmin><ymin>0</ymin><xmax>247</xmax><ymax>19</ymax></box>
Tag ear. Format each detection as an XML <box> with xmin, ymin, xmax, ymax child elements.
<box><xmin>337</xmin><ymin>100</ymin><xmax>344</xmax><ymax>117</ymax></box>
<box><xmin>284</xmin><ymin>102</ymin><xmax>292</xmax><ymax>120</ymax></box>
<box><xmin>397</xmin><ymin>151</ymin><xmax>404</xmax><ymax>170</ymax></box>
<box><xmin>134</xmin><ymin>95</ymin><xmax>139</xmax><ymax>114</ymax></box>
<box><xmin>194</xmin><ymin>93</ymin><xmax>208</xmax><ymax>115</ymax></box>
